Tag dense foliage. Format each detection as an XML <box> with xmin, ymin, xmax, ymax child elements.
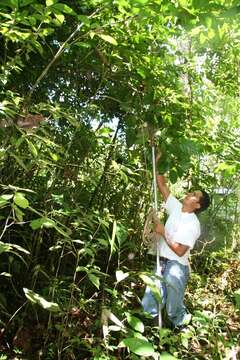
<box><xmin>0</xmin><ymin>0</ymin><xmax>239</xmax><ymax>359</ymax></box>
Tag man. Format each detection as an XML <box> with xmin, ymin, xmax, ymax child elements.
<box><xmin>142</xmin><ymin>157</ymin><xmax>210</xmax><ymax>329</ymax></box>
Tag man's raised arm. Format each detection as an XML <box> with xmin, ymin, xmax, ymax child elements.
<box><xmin>155</xmin><ymin>153</ymin><xmax>170</xmax><ymax>202</ymax></box>
<box><xmin>156</xmin><ymin>175</ymin><xmax>170</xmax><ymax>202</ymax></box>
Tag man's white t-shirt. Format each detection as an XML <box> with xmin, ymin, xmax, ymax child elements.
<box><xmin>159</xmin><ymin>194</ymin><xmax>201</xmax><ymax>265</ymax></box>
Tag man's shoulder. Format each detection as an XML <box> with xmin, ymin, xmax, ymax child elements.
<box><xmin>165</xmin><ymin>194</ymin><xmax>182</xmax><ymax>214</ymax></box>
<box><xmin>189</xmin><ymin>214</ymin><xmax>201</xmax><ymax>235</ymax></box>
<box><xmin>166</xmin><ymin>194</ymin><xmax>182</xmax><ymax>206</ymax></box>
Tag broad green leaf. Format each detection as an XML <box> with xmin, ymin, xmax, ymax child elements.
<box><xmin>0</xmin><ymin>242</ymin><xmax>11</xmax><ymax>255</ymax></box>
<box><xmin>54</xmin><ymin>13</ymin><xmax>65</xmax><ymax>24</ymax></box>
<box><xmin>41</xmin><ymin>218</ymin><xmax>56</xmax><ymax>228</ymax></box>
<box><xmin>23</xmin><ymin>288</ymin><xmax>60</xmax><ymax>312</ymax></box>
<box><xmin>0</xmin><ymin>0</ymin><xmax>18</xmax><ymax>9</ymax></box>
<box><xmin>116</xmin><ymin>270</ymin><xmax>129</xmax><ymax>283</ymax></box>
<box><xmin>49</xmin><ymin>152</ymin><xmax>59</xmax><ymax>161</ymax></box>
<box><xmin>88</xmin><ymin>273</ymin><xmax>100</xmax><ymax>289</ymax></box>
<box><xmin>51</xmin><ymin>3</ymin><xmax>75</xmax><ymax>15</ymax></box>
<box><xmin>1</xmin><ymin>194</ymin><xmax>13</xmax><ymax>200</ymax></box>
<box><xmin>46</xmin><ymin>0</ymin><xmax>55</xmax><ymax>6</ymax></box>
<box><xmin>30</xmin><ymin>218</ymin><xmax>45</xmax><ymax>230</ymax></box>
<box><xmin>160</xmin><ymin>352</ymin><xmax>179</xmax><ymax>360</ymax></box>
<box><xmin>98</xmin><ymin>127</ymin><xmax>113</xmax><ymax>136</ymax></box>
<box><xmin>14</xmin><ymin>192</ymin><xmax>29</xmax><ymax>209</ymax></box>
<box><xmin>19</xmin><ymin>0</ymin><xmax>35</xmax><ymax>6</ymax></box>
<box><xmin>215</xmin><ymin>163</ymin><xmax>236</xmax><ymax>175</ymax></box>
<box><xmin>98</xmin><ymin>34</ymin><xmax>118</xmax><ymax>46</ymax></box>
<box><xmin>0</xmin><ymin>198</ymin><xmax>8</xmax><ymax>207</ymax></box>
<box><xmin>76</xmin><ymin>266</ymin><xmax>88</xmax><ymax>272</ymax></box>
<box><xmin>74</xmin><ymin>42</ymin><xmax>91</xmax><ymax>49</ymax></box>
<box><xmin>0</xmin><ymin>241</ymin><xmax>29</xmax><ymax>256</ymax></box>
<box><xmin>0</xmin><ymin>198</ymin><xmax>9</xmax><ymax>208</ymax></box>
<box><xmin>77</xmin><ymin>14</ymin><xmax>90</xmax><ymax>25</ymax></box>
<box><xmin>41</xmin><ymin>28</ymin><xmax>54</xmax><ymax>37</ymax></box>
<box><xmin>126</xmin><ymin>314</ymin><xmax>144</xmax><ymax>333</ymax></box>
<box><xmin>139</xmin><ymin>274</ymin><xmax>162</xmax><ymax>303</ymax></box>
<box><xmin>119</xmin><ymin>338</ymin><xmax>155</xmax><ymax>356</ymax></box>
<box><xmin>13</xmin><ymin>205</ymin><xmax>24</xmax><ymax>222</ymax></box>
<box><xmin>30</xmin><ymin>217</ymin><xmax>55</xmax><ymax>230</ymax></box>
<box><xmin>169</xmin><ymin>169</ymin><xmax>178</xmax><ymax>184</ymax></box>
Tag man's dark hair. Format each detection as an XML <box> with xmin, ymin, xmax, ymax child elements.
<box><xmin>196</xmin><ymin>190</ymin><xmax>211</xmax><ymax>214</ymax></box>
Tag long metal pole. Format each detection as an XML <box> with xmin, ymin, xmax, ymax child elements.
<box><xmin>151</xmin><ymin>145</ymin><xmax>162</xmax><ymax>329</ymax></box>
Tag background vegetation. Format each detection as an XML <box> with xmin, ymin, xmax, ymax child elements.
<box><xmin>0</xmin><ymin>0</ymin><xmax>239</xmax><ymax>359</ymax></box>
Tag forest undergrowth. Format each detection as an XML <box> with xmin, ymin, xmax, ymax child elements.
<box><xmin>0</xmin><ymin>248</ymin><xmax>239</xmax><ymax>360</ymax></box>
<box><xmin>1</xmin><ymin>0</ymin><xmax>240</xmax><ymax>359</ymax></box>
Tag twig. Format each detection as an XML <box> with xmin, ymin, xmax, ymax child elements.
<box><xmin>27</xmin><ymin>8</ymin><xmax>101</xmax><ymax>101</ymax></box>
<box><xmin>0</xmin><ymin>212</ymin><xmax>14</xmax><ymax>241</ymax></box>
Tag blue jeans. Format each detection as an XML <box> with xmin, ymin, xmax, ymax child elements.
<box><xmin>142</xmin><ymin>259</ymin><xmax>190</xmax><ymax>327</ymax></box>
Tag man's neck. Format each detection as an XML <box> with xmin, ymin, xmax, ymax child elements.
<box><xmin>181</xmin><ymin>205</ymin><xmax>194</xmax><ymax>213</ymax></box>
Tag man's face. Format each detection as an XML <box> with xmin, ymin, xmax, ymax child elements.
<box><xmin>183</xmin><ymin>190</ymin><xmax>203</xmax><ymax>211</ymax></box>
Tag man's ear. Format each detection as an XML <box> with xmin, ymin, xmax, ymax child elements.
<box><xmin>196</xmin><ymin>202</ymin><xmax>200</xmax><ymax>210</ymax></box>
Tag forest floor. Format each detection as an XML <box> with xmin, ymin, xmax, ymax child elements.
<box><xmin>0</xmin><ymin>250</ymin><xmax>239</xmax><ymax>360</ymax></box>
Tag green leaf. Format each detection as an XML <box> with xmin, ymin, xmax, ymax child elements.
<box><xmin>98</xmin><ymin>34</ymin><xmax>118</xmax><ymax>46</ymax></box>
<box><xmin>30</xmin><ymin>217</ymin><xmax>56</xmax><ymax>230</ymax></box>
<box><xmin>0</xmin><ymin>0</ymin><xmax>18</xmax><ymax>9</ymax></box>
<box><xmin>0</xmin><ymin>242</ymin><xmax>29</xmax><ymax>256</ymax></box>
<box><xmin>23</xmin><ymin>288</ymin><xmax>60</xmax><ymax>312</ymax></box>
<box><xmin>14</xmin><ymin>205</ymin><xmax>24</xmax><ymax>222</ymax></box>
<box><xmin>88</xmin><ymin>273</ymin><xmax>100</xmax><ymax>289</ymax></box>
<box><xmin>41</xmin><ymin>28</ymin><xmax>54</xmax><ymax>37</ymax></box>
<box><xmin>46</xmin><ymin>0</ymin><xmax>55</xmax><ymax>6</ymax></box>
<box><xmin>119</xmin><ymin>338</ymin><xmax>155</xmax><ymax>356</ymax></box>
<box><xmin>0</xmin><ymin>242</ymin><xmax>11</xmax><ymax>255</ymax></box>
<box><xmin>54</xmin><ymin>13</ymin><xmax>65</xmax><ymax>24</ymax></box>
<box><xmin>1</xmin><ymin>194</ymin><xmax>13</xmax><ymax>200</ymax></box>
<box><xmin>14</xmin><ymin>192</ymin><xmax>29</xmax><ymax>209</ymax></box>
<box><xmin>0</xmin><ymin>199</ymin><xmax>7</xmax><ymax>207</ymax></box>
<box><xmin>139</xmin><ymin>274</ymin><xmax>162</xmax><ymax>303</ymax></box>
<box><xmin>41</xmin><ymin>218</ymin><xmax>56</xmax><ymax>228</ymax></box>
<box><xmin>169</xmin><ymin>169</ymin><xmax>178</xmax><ymax>184</ymax></box>
<box><xmin>30</xmin><ymin>218</ymin><xmax>44</xmax><ymax>230</ymax></box>
<box><xmin>19</xmin><ymin>0</ymin><xmax>35</xmax><ymax>6</ymax></box>
<box><xmin>77</xmin><ymin>14</ymin><xmax>90</xmax><ymax>25</ymax></box>
<box><xmin>51</xmin><ymin>3</ymin><xmax>75</xmax><ymax>15</ymax></box>
<box><xmin>0</xmin><ymin>196</ymin><xmax>10</xmax><ymax>208</ymax></box>
<box><xmin>126</xmin><ymin>314</ymin><xmax>144</xmax><ymax>333</ymax></box>
<box><xmin>76</xmin><ymin>266</ymin><xmax>88</xmax><ymax>272</ymax></box>
<box><xmin>160</xmin><ymin>352</ymin><xmax>179</xmax><ymax>360</ymax></box>
<box><xmin>26</xmin><ymin>139</ymin><xmax>38</xmax><ymax>157</ymax></box>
